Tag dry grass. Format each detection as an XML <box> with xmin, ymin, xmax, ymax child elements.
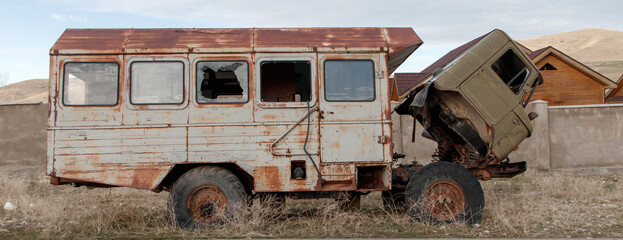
<box><xmin>0</xmin><ymin>166</ymin><xmax>622</xmax><ymax>239</ymax></box>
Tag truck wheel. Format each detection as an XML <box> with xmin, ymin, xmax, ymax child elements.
<box><xmin>168</xmin><ymin>166</ymin><xmax>247</xmax><ymax>228</ymax></box>
<box><xmin>405</xmin><ymin>161</ymin><xmax>484</xmax><ymax>224</ymax></box>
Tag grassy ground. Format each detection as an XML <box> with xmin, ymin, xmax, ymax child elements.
<box><xmin>0</xmin><ymin>166</ymin><xmax>621</xmax><ymax>239</ymax></box>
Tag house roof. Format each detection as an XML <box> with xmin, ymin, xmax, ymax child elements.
<box><xmin>51</xmin><ymin>28</ymin><xmax>423</xmax><ymax>75</ymax></box>
<box><xmin>529</xmin><ymin>46</ymin><xmax>616</xmax><ymax>88</ymax></box>
<box><xmin>527</xmin><ymin>47</ymin><xmax>549</xmax><ymax>59</ymax></box>
<box><xmin>394</xmin><ymin>32</ymin><xmax>488</xmax><ymax>98</ymax></box>
<box><xmin>605</xmin><ymin>74</ymin><xmax>623</xmax><ymax>103</ymax></box>
<box><xmin>394</xmin><ymin>73</ymin><xmax>430</xmax><ymax>96</ymax></box>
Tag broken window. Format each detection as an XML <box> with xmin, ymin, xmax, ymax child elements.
<box><xmin>539</xmin><ymin>63</ymin><xmax>557</xmax><ymax>70</ymax></box>
<box><xmin>196</xmin><ymin>61</ymin><xmax>248</xmax><ymax>103</ymax></box>
<box><xmin>130</xmin><ymin>61</ymin><xmax>184</xmax><ymax>104</ymax></box>
<box><xmin>63</xmin><ymin>62</ymin><xmax>118</xmax><ymax>106</ymax></box>
<box><xmin>260</xmin><ymin>61</ymin><xmax>311</xmax><ymax>102</ymax></box>
<box><xmin>324</xmin><ymin>60</ymin><xmax>375</xmax><ymax>101</ymax></box>
<box><xmin>491</xmin><ymin>50</ymin><xmax>529</xmax><ymax>94</ymax></box>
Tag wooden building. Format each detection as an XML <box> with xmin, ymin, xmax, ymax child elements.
<box><xmin>528</xmin><ymin>46</ymin><xmax>616</xmax><ymax>106</ymax></box>
<box><xmin>605</xmin><ymin>75</ymin><xmax>623</xmax><ymax>103</ymax></box>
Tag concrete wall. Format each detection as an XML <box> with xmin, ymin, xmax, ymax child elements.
<box><xmin>547</xmin><ymin>104</ymin><xmax>623</xmax><ymax>170</ymax></box>
<box><xmin>0</xmin><ymin>102</ymin><xmax>47</xmax><ymax>166</ymax></box>
<box><xmin>508</xmin><ymin>101</ymin><xmax>551</xmax><ymax>170</ymax></box>
<box><xmin>393</xmin><ymin>101</ymin><xmax>623</xmax><ymax>172</ymax></box>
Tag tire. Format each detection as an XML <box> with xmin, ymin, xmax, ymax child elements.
<box><xmin>405</xmin><ymin>161</ymin><xmax>484</xmax><ymax>224</ymax></box>
<box><xmin>168</xmin><ymin>166</ymin><xmax>247</xmax><ymax>228</ymax></box>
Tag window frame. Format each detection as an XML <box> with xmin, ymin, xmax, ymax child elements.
<box><xmin>129</xmin><ymin>60</ymin><xmax>186</xmax><ymax>105</ymax></box>
<box><xmin>323</xmin><ymin>59</ymin><xmax>376</xmax><ymax>102</ymax></box>
<box><xmin>61</xmin><ymin>61</ymin><xmax>120</xmax><ymax>107</ymax></box>
<box><xmin>258</xmin><ymin>59</ymin><xmax>313</xmax><ymax>104</ymax></box>
<box><xmin>195</xmin><ymin>60</ymin><xmax>250</xmax><ymax>104</ymax></box>
<box><xmin>490</xmin><ymin>49</ymin><xmax>530</xmax><ymax>96</ymax></box>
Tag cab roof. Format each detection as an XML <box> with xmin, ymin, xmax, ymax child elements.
<box><xmin>50</xmin><ymin>27</ymin><xmax>423</xmax><ymax>74</ymax></box>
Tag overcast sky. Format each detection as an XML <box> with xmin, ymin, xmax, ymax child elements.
<box><xmin>1</xmin><ymin>0</ymin><xmax>621</xmax><ymax>85</ymax></box>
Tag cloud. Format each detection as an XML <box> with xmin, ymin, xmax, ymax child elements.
<box><xmin>51</xmin><ymin>13</ymin><xmax>88</xmax><ymax>23</ymax></box>
<box><xmin>50</xmin><ymin>0</ymin><xmax>623</xmax><ymax>41</ymax></box>
<box><xmin>44</xmin><ymin>0</ymin><xmax>623</xmax><ymax>72</ymax></box>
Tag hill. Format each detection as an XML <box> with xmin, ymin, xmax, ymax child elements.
<box><xmin>0</xmin><ymin>78</ymin><xmax>49</xmax><ymax>103</ymax></box>
<box><xmin>517</xmin><ymin>28</ymin><xmax>623</xmax><ymax>81</ymax></box>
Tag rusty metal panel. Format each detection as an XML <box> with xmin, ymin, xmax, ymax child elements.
<box><xmin>383</xmin><ymin>28</ymin><xmax>423</xmax><ymax>56</ymax></box>
<box><xmin>51</xmin><ymin>126</ymin><xmax>185</xmax><ymax>189</ymax></box>
<box><xmin>47</xmin><ymin>55</ymin><xmax>59</xmax><ymax>176</ymax></box>
<box><xmin>321</xmin><ymin>164</ymin><xmax>355</xmax><ymax>181</ymax></box>
<box><xmin>320</xmin><ymin>124</ymin><xmax>385</xmax><ymax>163</ymax></box>
<box><xmin>256</xmin><ymin>28</ymin><xmax>385</xmax><ymax>48</ymax></box>
<box><xmin>56</xmin><ymin>163</ymin><xmax>172</xmax><ymax>190</ymax></box>
<box><xmin>51</xmin><ymin>29</ymin><xmax>131</xmax><ymax>55</ymax></box>
<box><xmin>187</xmin><ymin>124</ymin><xmax>319</xmax><ymax>158</ymax></box>
<box><xmin>253</xmin><ymin>161</ymin><xmax>322</xmax><ymax>192</ymax></box>
<box><xmin>125</xmin><ymin>28</ymin><xmax>253</xmax><ymax>53</ymax></box>
<box><xmin>50</xmin><ymin>28</ymin><xmax>422</xmax><ymax>57</ymax></box>
<box><xmin>187</xmin><ymin>116</ymin><xmax>320</xmax><ymax>192</ymax></box>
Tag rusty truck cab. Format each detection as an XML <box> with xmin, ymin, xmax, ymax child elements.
<box><xmin>48</xmin><ymin>28</ymin><xmax>422</xmax><ymax>226</ymax></box>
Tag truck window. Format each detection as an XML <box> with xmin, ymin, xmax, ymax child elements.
<box><xmin>196</xmin><ymin>61</ymin><xmax>248</xmax><ymax>103</ymax></box>
<box><xmin>62</xmin><ymin>62</ymin><xmax>119</xmax><ymax>106</ymax></box>
<box><xmin>324</xmin><ymin>60</ymin><xmax>375</xmax><ymax>101</ymax></box>
<box><xmin>260</xmin><ymin>61</ymin><xmax>311</xmax><ymax>102</ymax></box>
<box><xmin>491</xmin><ymin>50</ymin><xmax>529</xmax><ymax>94</ymax></box>
<box><xmin>130</xmin><ymin>61</ymin><xmax>184</xmax><ymax>104</ymax></box>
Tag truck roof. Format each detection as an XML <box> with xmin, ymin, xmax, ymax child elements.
<box><xmin>50</xmin><ymin>27</ymin><xmax>423</xmax><ymax>74</ymax></box>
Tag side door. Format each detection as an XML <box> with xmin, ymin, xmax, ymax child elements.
<box><xmin>50</xmin><ymin>56</ymin><xmax>123</xmax><ymax>180</ymax></box>
<box><xmin>252</xmin><ymin>53</ymin><xmax>321</xmax><ymax>192</ymax></box>
<box><xmin>318</xmin><ymin>54</ymin><xmax>387</xmax><ymax>164</ymax></box>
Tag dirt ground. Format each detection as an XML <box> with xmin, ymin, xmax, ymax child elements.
<box><xmin>0</xmin><ymin>164</ymin><xmax>621</xmax><ymax>239</ymax></box>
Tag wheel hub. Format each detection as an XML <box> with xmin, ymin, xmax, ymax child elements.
<box><xmin>424</xmin><ymin>180</ymin><xmax>465</xmax><ymax>220</ymax></box>
<box><xmin>187</xmin><ymin>184</ymin><xmax>227</xmax><ymax>223</ymax></box>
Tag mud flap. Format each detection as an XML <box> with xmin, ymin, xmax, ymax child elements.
<box><xmin>410</xmin><ymin>83</ymin><xmax>431</xmax><ymax>109</ymax></box>
<box><xmin>394</xmin><ymin>83</ymin><xmax>432</xmax><ymax>116</ymax></box>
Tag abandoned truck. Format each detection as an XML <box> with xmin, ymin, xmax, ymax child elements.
<box><xmin>47</xmin><ymin>27</ymin><xmax>542</xmax><ymax>227</ymax></box>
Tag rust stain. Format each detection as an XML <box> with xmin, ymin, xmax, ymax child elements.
<box><xmin>131</xmin><ymin>168</ymin><xmax>168</xmax><ymax>190</ymax></box>
<box><xmin>253</xmin><ymin>166</ymin><xmax>283</xmax><ymax>192</ymax></box>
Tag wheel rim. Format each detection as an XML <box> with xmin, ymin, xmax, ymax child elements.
<box><xmin>424</xmin><ymin>180</ymin><xmax>465</xmax><ymax>221</ymax></box>
<box><xmin>187</xmin><ymin>184</ymin><xmax>228</xmax><ymax>223</ymax></box>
